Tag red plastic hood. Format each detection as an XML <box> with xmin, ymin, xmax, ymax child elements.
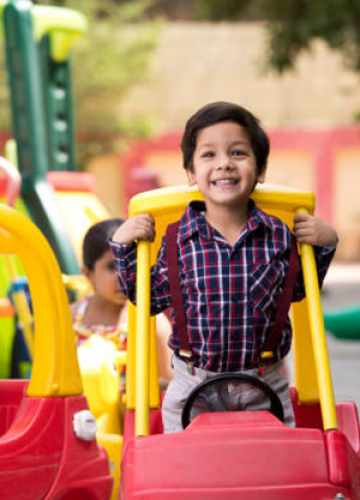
<box><xmin>120</xmin><ymin>412</ymin><xmax>350</xmax><ymax>499</ymax></box>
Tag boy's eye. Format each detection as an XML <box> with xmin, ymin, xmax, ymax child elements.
<box><xmin>232</xmin><ymin>149</ymin><xmax>247</xmax><ymax>157</ymax></box>
<box><xmin>107</xmin><ymin>262</ymin><xmax>115</xmax><ymax>271</ymax></box>
<box><xmin>202</xmin><ymin>151</ymin><xmax>214</xmax><ymax>158</ymax></box>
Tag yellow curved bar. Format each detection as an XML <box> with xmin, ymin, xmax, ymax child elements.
<box><xmin>130</xmin><ymin>183</ymin><xmax>315</xmax><ymax>218</ymax></box>
<box><xmin>297</xmin><ymin>209</ymin><xmax>337</xmax><ymax>430</ymax></box>
<box><xmin>135</xmin><ymin>241</ymin><xmax>151</xmax><ymax>436</ymax></box>
<box><xmin>0</xmin><ymin>204</ymin><xmax>82</xmax><ymax>397</ymax></box>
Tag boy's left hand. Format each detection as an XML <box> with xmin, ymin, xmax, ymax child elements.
<box><xmin>293</xmin><ymin>213</ymin><xmax>338</xmax><ymax>247</ymax></box>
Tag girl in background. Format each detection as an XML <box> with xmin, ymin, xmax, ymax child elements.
<box><xmin>71</xmin><ymin>218</ymin><xmax>173</xmax><ymax>390</ymax></box>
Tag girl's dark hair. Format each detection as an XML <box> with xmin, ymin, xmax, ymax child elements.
<box><xmin>83</xmin><ymin>218</ymin><xmax>124</xmax><ymax>270</ymax></box>
<box><xmin>180</xmin><ymin>101</ymin><xmax>269</xmax><ymax>174</ymax></box>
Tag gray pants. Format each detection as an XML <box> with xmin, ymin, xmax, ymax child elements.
<box><xmin>162</xmin><ymin>356</ymin><xmax>295</xmax><ymax>433</ymax></box>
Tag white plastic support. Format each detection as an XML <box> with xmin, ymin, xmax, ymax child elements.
<box><xmin>73</xmin><ymin>410</ymin><xmax>97</xmax><ymax>441</ymax></box>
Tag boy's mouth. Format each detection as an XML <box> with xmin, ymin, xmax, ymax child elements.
<box><xmin>211</xmin><ymin>179</ymin><xmax>238</xmax><ymax>186</ymax></box>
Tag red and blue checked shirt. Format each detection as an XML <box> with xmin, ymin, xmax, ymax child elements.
<box><xmin>110</xmin><ymin>200</ymin><xmax>336</xmax><ymax>372</ymax></box>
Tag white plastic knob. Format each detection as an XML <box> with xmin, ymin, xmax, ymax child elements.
<box><xmin>73</xmin><ymin>410</ymin><xmax>97</xmax><ymax>441</ymax></box>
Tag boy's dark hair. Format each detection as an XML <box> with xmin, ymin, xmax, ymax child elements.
<box><xmin>83</xmin><ymin>218</ymin><xmax>124</xmax><ymax>270</ymax></box>
<box><xmin>181</xmin><ymin>101</ymin><xmax>269</xmax><ymax>174</ymax></box>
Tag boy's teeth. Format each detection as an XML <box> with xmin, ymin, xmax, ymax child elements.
<box><xmin>214</xmin><ymin>179</ymin><xmax>236</xmax><ymax>185</ymax></box>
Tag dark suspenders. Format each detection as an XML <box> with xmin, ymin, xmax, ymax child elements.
<box><xmin>166</xmin><ymin>221</ymin><xmax>193</xmax><ymax>362</ymax></box>
<box><xmin>166</xmin><ymin>220</ymin><xmax>300</xmax><ymax>370</ymax></box>
<box><xmin>260</xmin><ymin>235</ymin><xmax>300</xmax><ymax>360</ymax></box>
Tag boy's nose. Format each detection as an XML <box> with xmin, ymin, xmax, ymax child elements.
<box><xmin>216</xmin><ymin>157</ymin><xmax>232</xmax><ymax>169</ymax></box>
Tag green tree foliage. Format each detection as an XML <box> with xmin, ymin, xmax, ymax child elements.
<box><xmin>192</xmin><ymin>0</ymin><xmax>252</xmax><ymax>22</ymax></box>
<box><xmin>177</xmin><ymin>0</ymin><xmax>360</xmax><ymax>76</ymax></box>
<box><xmin>0</xmin><ymin>0</ymin><xmax>160</xmax><ymax>165</ymax></box>
<box><xmin>0</xmin><ymin>37</ymin><xmax>10</xmax><ymax>133</ymax></box>
<box><xmin>147</xmin><ymin>0</ymin><xmax>257</xmax><ymax>22</ymax></box>
<box><xmin>262</xmin><ymin>0</ymin><xmax>360</xmax><ymax>74</ymax></box>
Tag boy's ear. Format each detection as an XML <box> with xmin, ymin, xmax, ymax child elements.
<box><xmin>186</xmin><ymin>168</ymin><xmax>197</xmax><ymax>186</ymax></box>
<box><xmin>256</xmin><ymin>165</ymin><xmax>267</xmax><ymax>184</ymax></box>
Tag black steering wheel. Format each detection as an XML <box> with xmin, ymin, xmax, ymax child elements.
<box><xmin>181</xmin><ymin>372</ymin><xmax>284</xmax><ymax>429</ymax></box>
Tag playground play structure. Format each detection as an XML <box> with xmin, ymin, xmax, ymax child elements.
<box><xmin>0</xmin><ymin>1</ymin><xmax>118</xmax><ymax>497</ymax></box>
<box><xmin>0</xmin><ymin>0</ymin><xmax>110</xmax><ymax>274</ymax></box>
<box><xmin>1</xmin><ymin>0</ymin><xmax>360</xmax><ymax>498</ymax></box>
<box><xmin>0</xmin><ymin>0</ymin><xmax>110</xmax><ymax>376</ymax></box>
<box><xmin>2</xmin><ymin>170</ymin><xmax>360</xmax><ymax>498</ymax></box>
<box><xmin>4</xmin><ymin>177</ymin><xmax>359</xmax><ymax>499</ymax></box>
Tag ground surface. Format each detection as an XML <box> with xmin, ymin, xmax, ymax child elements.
<box><xmin>287</xmin><ymin>263</ymin><xmax>360</xmax><ymax>411</ymax></box>
<box><xmin>321</xmin><ymin>265</ymin><xmax>360</xmax><ymax>411</ymax></box>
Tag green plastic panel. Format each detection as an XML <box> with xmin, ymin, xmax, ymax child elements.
<box><xmin>40</xmin><ymin>35</ymin><xmax>77</xmax><ymax>172</ymax></box>
<box><xmin>3</xmin><ymin>0</ymin><xmax>81</xmax><ymax>274</ymax></box>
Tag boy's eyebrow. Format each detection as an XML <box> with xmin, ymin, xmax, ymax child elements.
<box><xmin>197</xmin><ymin>140</ymin><xmax>249</xmax><ymax>150</ymax></box>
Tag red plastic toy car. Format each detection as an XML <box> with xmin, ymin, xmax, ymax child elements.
<box><xmin>0</xmin><ymin>203</ymin><xmax>113</xmax><ymax>500</ymax></box>
<box><xmin>118</xmin><ymin>184</ymin><xmax>360</xmax><ymax>500</ymax></box>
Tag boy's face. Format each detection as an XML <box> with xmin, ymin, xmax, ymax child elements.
<box><xmin>186</xmin><ymin>121</ymin><xmax>266</xmax><ymax>211</ymax></box>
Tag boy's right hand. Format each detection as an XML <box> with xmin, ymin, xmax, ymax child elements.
<box><xmin>112</xmin><ymin>214</ymin><xmax>156</xmax><ymax>245</ymax></box>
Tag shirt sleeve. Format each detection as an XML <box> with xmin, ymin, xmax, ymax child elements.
<box><xmin>149</xmin><ymin>236</ymin><xmax>173</xmax><ymax>314</ymax></box>
<box><xmin>110</xmin><ymin>239</ymin><xmax>137</xmax><ymax>299</ymax></box>
<box><xmin>109</xmin><ymin>236</ymin><xmax>172</xmax><ymax>315</ymax></box>
<box><xmin>292</xmin><ymin>242</ymin><xmax>338</xmax><ymax>302</ymax></box>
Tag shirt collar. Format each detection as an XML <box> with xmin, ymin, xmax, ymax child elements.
<box><xmin>246</xmin><ymin>199</ymin><xmax>273</xmax><ymax>232</ymax></box>
<box><xmin>178</xmin><ymin>199</ymin><xmax>272</xmax><ymax>243</ymax></box>
<box><xmin>179</xmin><ymin>201</ymin><xmax>209</xmax><ymax>242</ymax></box>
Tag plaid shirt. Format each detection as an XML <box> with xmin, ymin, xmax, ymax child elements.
<box><xmin>110</xmin><ymin>200</ymin><xmax>336</xmax><ymax>372</ymax></box>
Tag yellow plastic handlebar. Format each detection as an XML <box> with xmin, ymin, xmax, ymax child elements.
<box><xmin>32</xmin><ymin>6</ymin><xmax>88</xmax><ymax>62</ymax></box>
<box><xmin>296</xmin><ymin>208</ymin><xmax>337</xmax><ymax>430</ymax></box>
<box><xmin>135</xmin><ymin>241</ymin><xmax>151</xmax><ymax>436</ymax></box>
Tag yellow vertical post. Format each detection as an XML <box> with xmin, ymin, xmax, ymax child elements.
<box><xmin>297</xmin><ymin>209</ymin><xmax>338</xmax><ymax>430</ymax></box>
<box><xmin>292</xmin><ymin>300</ymin><xmax>319</xmax><ymax>402</ymax></box>
<box><xmin>125</xmin><ymin>301</ymin><xmax>136</xmax><ymax>409</ymax></box>
<box><xmin>135</xmin><ymin>241</ymin><xmax>151</xmax><ymax>436</ymax></box>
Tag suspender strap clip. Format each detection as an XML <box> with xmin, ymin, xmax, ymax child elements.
<box><xmin>179</xmin><ymin>349</ymin><xmax>195</xmax><ymax>374</ymax></box>
<box><xmin>258</xmin><ymin>350</ymin><xmax>274</xmax><ymax>377</ymax></box>
<box><xmin>179</xmin><ymin>349</ymin><xmax>193</xmax><ymax>359</ymax></box>
<box><xmin>261</xmin><ymin>351</ymin><xmax>274</xmax><ymax>362</ymax></box>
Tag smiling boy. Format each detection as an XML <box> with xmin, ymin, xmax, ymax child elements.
<box><xmin>110</xmin><ymin>102</ymin><xmax>338</xmax><ymax>432</ymax></box>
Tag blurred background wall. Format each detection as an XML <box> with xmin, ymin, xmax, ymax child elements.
<box><xmin>88</xmin><ymin>21</ymin><xmax>360</xmax><ymax>261</ymax></box>
<box><xmin>2</xmin><ymin>1</ymin><xmax>360</xmax><ymax>261</ymax></box>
